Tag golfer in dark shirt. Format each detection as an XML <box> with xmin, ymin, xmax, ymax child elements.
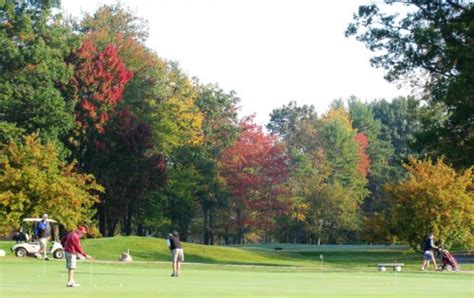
<box><xmin>167</xmin><ymin>231</ymin><xmax>184</xmax><ymax>277</ymax></box>
<box><xmin>421</xmin><ymin>233</ymin><xmax>438</xmax><ymax>271</ymax></box>
<box><xmin>35</xmin><ymin>214</ymin><xmax>51</xmax><ymax>260</ymax></box>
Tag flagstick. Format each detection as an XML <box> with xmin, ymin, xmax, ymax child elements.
<box><xmin>320</xmin><ymin>254</ymin><xmax>323</xmax><ymax>275</ymax></box>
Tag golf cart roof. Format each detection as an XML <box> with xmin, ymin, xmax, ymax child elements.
<box><xmin>22</xmin><ymin>218</ymin><xmax>58</xmax><ymax>223</ymax></box>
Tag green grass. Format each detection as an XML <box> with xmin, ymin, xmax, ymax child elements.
<box><xmin>1</xmin><ymin>238</ymin><xmax>473</xmax><ymax>297</ymax></box>
<box><xmin>0</xmin><ymin>257</ymin><xmax>472</xmax><ymax>297</ymax></box>
<box><xmin>2</xmin><ymin>237</ymin><xmax>473</xmax><ymax>271</ymax></box>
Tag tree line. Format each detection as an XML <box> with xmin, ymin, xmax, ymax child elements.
<box><xmin>0</xmin><ymin>0</ymin><xmax>472</xmax><ymax>251</ymax></box>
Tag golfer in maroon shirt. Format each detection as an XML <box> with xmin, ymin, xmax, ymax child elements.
<box><xmin>61</xmin><ymin>226</ymin><xmax>92</xmax><ymax>287</ymax></box>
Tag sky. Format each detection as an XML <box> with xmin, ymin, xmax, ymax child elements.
<box><xmin>61</xmin><ymin>0</ymin><xmax>409</xmax><ymax>125</ymax></box>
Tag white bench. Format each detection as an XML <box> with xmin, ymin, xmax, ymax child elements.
<box><xmin>377</xmin><ymin>263</ymin><xmax>404</xmax><ymax>272</ymax></box>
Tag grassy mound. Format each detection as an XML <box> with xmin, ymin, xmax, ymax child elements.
<box><xmin>2</xmin><ymin>237</ymin><xmax>471</xmax><ymax>271</ymax></box>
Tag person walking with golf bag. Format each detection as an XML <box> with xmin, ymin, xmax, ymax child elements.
<box><xmin>167</xmin><ymin>231</ymin><xmax>184</xmax><ymax>277</ymax></box>
<box><xmin>34</xmin><ymin>214</ymin><xmax>51</xmax><ymax>260</ymax></box>
<box><xmin>61</xmin><ymin>225</ymin><xmax>93</xmax><ymax>287</ymax></box>
<box><xmin>421</xmin><ymin>232</ymin><xmax>438</xmax><ymax>271</ymax></box>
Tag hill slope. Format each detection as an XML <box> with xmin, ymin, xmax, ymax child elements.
<box><xmin>3</xmin><ymin>237</ymin><xmax>471</xmax><ymax>271</ymax></box>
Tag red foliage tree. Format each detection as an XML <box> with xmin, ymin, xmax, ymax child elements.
<box><xmin>68</xmin><ymin>39</ymin><xmax>133</xmax><ymax>134</ymax></box>
<box><xmin>218</xmin><ymin>116</ymin><xmax>290</xmax><ymax>243</ymax></box>
<box><xmin>354</xmin><ymin>132</ymin><xmax>371</xmax><ymax>177</ymax></box>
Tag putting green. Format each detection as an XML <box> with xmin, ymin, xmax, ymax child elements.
<box><xmin>1</xmin><ymin>258</ymin><xmax>472</xmax><ymax>297</ymax></box>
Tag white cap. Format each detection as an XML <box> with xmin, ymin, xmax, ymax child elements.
<box><xmin>42</xmin><ymin>214</ymin><xmax>48</xmax><ymax>219</ymax></box>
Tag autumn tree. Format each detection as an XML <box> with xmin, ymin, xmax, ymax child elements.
<box><xmin>218</xmin><ymin>117</ymin><xmax>290</xmax><ymax>244</ymax></box>
<box><xmin>80</xmin><ymin>3</ymin><xmax>149</xmax><ymax>45</ymax></box>
<box><xmin>0</xmin><ymin>134</ymin><xmax>103</xmax><ymax>233</ymax></box>
<box><xmin>71</xmin><ymin>4</ymin><xmax>206</xmax><ymax>237</ymax></box>
<box><xmin>65</xmin><ymin>39</ymin><xmax>133</xmax><ymax>154</ymax></box>
<box><xmin>268</xmin><ymin>103</ymin><xmax>370</xmax><ymax>243</ymax></box>
<box><xmin>385</xmin><ymin>158</ymin><xmax>473</xmax><ymax>251</ymax></box>
<box><xmin>77</xmin><ymin>4</ymin><xmax>203</xmax><ymax>155</ymax></box>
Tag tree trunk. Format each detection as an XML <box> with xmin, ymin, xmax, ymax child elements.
<box><xmin>98</xmin><ymin>205</ymin><xmax>107</xmax><ymax>236</ymax></box>
<box><xmin>236</xmin><ymin>208</ymin><xmax>244</xmax><ymax>244</ymax></box>
<box><xmin>203</xmin><ymin>206</ymin><xmax>213</xmax><ymax>245</ymax></box>
<box><xmin>124</xmin><ymin>203</ymin><xmax>133</xmax><ymax>236</ymax></box>
<box><xmin>209</xmin><ymin>210</ymin><xmax>214</xmax><ymax>245</ymax></box>
<box><xmin>137</xmin><ymin>224</ymin><xmax>144</xmax><ymax>236</ymax></box>
<box><xmin>107</xmin><ymin>219</ymin><xmax>118</xmax><ymax>237</ymax></box>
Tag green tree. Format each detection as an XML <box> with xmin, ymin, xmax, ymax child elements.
<box><xmin>193</xmin><ymin>83</ymin><xmax>240</xmax><ymax>244</ymax></box>
<box><xmin>320</xmin><ymin>108</ymin><xmax>368</xmax><ymax>200</ymax></box>
<box><xmin>0</xmin><ymin>134</ymin><xmax>103</xmax><ymax>233</ymax></box>
<box><xmin>306</xmin><ymin>108</ymin><xmax>367</xmax><ymax>242</ymax></box>
<box><xmin>0</xmin><ymin>121</ymin><xmax>25</xmax><ymax>143</ymax></box>
<box><xmin>269</xmin><ymin>103</ymin><xmax>329</xmax><ymax>243</ymax></box>
<box><xmin>307</xmin><ymin>182</ymin><xmax>362</xmax><ymax>244</ymax></box>
<box><xmin>385</xmin><ymin>158</ymin><xmax>473</xmax><ymax>251</ymax></box>
<box><xmin>86</xmin><ymin>109</ymin><xmax>166</xmax><ymax>236</ymax></box>
<box><xmin>0</xmin><ymin>0</ymin><xmax>76</xmax><ymax>143</ymax></box>
<box><xmin>160</xmin><ymin>148</ymin><xmax>205</xmax><ymax>241</ymax></box>
<box><xmin>267</xmin><ymin>101</ymin><xmax>318</xmax><ymax>150</ymax></box>
<box><xmin>348</xmin><ymin>99</ymin><xmax>395</xmax><ymax>213</ymax></box>
<box><xmin>370</xmin><ymin>97</ymin><xmax>422</xmax><ymax>165</ymax></box>
<box><xmin>347</xmin><ymin>1</ymin><xmax>474</xmax><ymax>168</ymax></box>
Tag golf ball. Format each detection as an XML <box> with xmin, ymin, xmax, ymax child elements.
<box><xmin>37</xmin><ymin>274</ymin><xmax>40</xmax><ymax>278</ymax></box>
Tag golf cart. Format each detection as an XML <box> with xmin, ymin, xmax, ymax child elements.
<box><xmin>11</xmin><ymin>218</ymin><xmax>64</xmax><ymax>259</ymax></box>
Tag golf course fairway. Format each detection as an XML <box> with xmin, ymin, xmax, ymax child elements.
<box><xmin>1</xmin><ymin>257</ymin><xmax>472</xmax><ymax>297</ymax></box>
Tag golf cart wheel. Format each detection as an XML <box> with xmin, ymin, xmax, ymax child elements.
<box><xmin>15</xmin><ymin>247</ymin><xmax>27</xmax><ymax>257</ymax></box>
<box><xmin>53</xmin><ymin>249</ymin><xmax>64</xmax><ymax>259</ymax></box>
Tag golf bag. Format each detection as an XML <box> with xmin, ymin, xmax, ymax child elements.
<box><xmin>437</xmin><ymin>248</ymin><xmax>459</xmax><ymax>271</ymax></box>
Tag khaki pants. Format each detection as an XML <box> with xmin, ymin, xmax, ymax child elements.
<box><xmin>39</xmin><ymin>238</ymin><xmax>48</xmax><ymax>258</ymax></box>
